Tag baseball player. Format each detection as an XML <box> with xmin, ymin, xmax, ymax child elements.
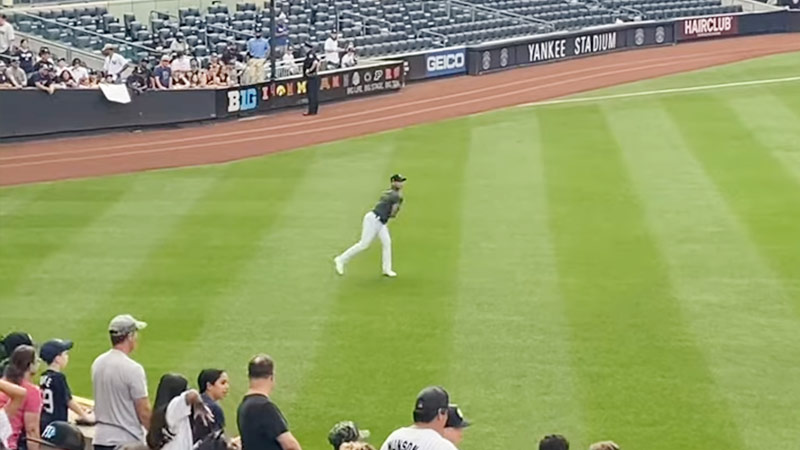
<box><xmin>334</xmin><ymin>174</ymin><xmax>406</xmax><ymax>277</ymax></box>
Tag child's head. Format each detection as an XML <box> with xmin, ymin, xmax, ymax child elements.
<box><xmin>40</xmin><ymin>339</ymin><xmax>74</xmax><ymax>369</ymax></box>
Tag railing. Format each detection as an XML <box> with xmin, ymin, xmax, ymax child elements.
<box><xmin>448</xmin><ymin>0</ymin><xmax>556</xmax><ymax>30</ymax></box>
<box><xmin>618</xmin><ymin>5</ymin><xmax>644</xmax><ymax>16</ymax></box>
<box><xmin>338</xmin><ymin>10</ymin><xmax>396</xmax><ymax>35</ymax></box>
<box><xmin>418</xmin><ymin>28</ymin><xmax>448</xmax><ymax>45</ymax></box>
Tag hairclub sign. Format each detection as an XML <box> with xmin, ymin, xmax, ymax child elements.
<box><xmin>678</xmin><ymin>15</ymin><xmax>739</xmax><ymax>40</ymax></box>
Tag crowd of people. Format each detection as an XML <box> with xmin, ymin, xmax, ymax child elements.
<box><xmin>0</xmin><ymin>318</ymin><xmax>619</xmax><ymax>450</ymax></box>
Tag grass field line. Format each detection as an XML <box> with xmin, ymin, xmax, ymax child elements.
<box><xmin>517</xmin><ymin>76</ymin><xmax>800</xmax><ymax>108</ymax></box>
<box><xmin>0</xmin><ymin>43</ymin><xmax>793</xmax><ymax>164</ymax></box>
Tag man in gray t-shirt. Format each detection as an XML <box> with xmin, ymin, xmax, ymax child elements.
<box><xmin>91</xmin><ymin>315</ymin><xmax>151</xmax><ymax>450</ymax></box>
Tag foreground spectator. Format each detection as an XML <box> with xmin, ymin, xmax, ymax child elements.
<box><xmin>39</xmin><ymin>340</ymin><xmax>93</xmax><ymax>431</ymax></box>
<box><xmin>379</xmin><ymin>387</ymin><xmax>457</xmax><ymax>450</ymax></box>
<box><xmin>237</xmin><ymin>355</ymin><xmax>301</xmax><ymax>450</ymax></box>
<box><xmin>102</xmin><ymin>44</ymin><xmax>129</xmax><ymax>83</ymax></box>
<box><xmin>13</xmin><ymin>40</ymin><xmax>34</xmax><ymax>74</ymax></box>
<box><xmin>246</xmin><ymin>31</ymin><xmax>269</xmax><ymax>84</ymax></box>
<box><xmin>92</xmin><ymin>315</ymin><xmax>151</xmax><ymax>450</ymax></box>
<box><xmin>539</xmin><ymin>435</ymin><xmax>569</xmax><ymax>450</ymax></box>
<box><xmin>153</xmin><ymin>55</ymin><xmax>172</xmax><ymax>89</ymax></box>
<box><xmin>69</xmin><ymin>59</ymin><xmax>89</xmax><ymax>85</ymax></box>
<box><xmin>588</xmin><ymin>441</ymin><xmax>619</xmax><ymax>450</ymax></box>
<box><xmin>328</xmin><ymin>422</ymin><xmax>368</xmax><ymax>450</ymax></box>
<box><xmin>146</xmin><ymin>374</ymin><xmax>211</xmax><ymax>450</ymax></box>
<box><xmin>56</xmin><ymin>69</ymin><xmax>77</xmax><ymax>88</ymax></box>
<box><xmin>6</xmin><ymin>57</ymin><xmax>26</xmax><ymax>88</ymax></box>
<box><xmin>0</xmin><ymin>346</ymin><xmax>42</xmax><ymax>450</ymax></box>
<box><xmin>323</xmin><ymin>32</ymin><xmax>341</xmax><ymax>70</ymax></box>
<box><xmin>28</xmin><ymin>65</ymin><xmax>55</xmax><ymax>95</ymax></box>
<box><xmin>0</xmin><ymin>14</ymin><xmax>15</xmax><ymax>59</ymax></box>
<box><xmin>194</xmin><ymin>369</ymin><xmax>228</xmax><ymax>440</ymax></box>
<box><xmin>127</xmin><ymin>60</ymin><xmax>151</xmax><ymax>93</ymax></box>
<box><xmin>0</xmin><ymin>61</ymin><xmax>10</xmax><ymax>87</ymax></box>
<box><xmin>340</xmin><ymin>45</ymin><xmax>357</xmax><ymax>68</ymax></box>
<box><xmin>442</xmin><ymin>406</ymin><xmax>469</xmax><ymax>446</ymax></box>
<box><xmin>0</xmin><ymin>379</ymin><xmax>27</xmax><ymax>449</ymax></box>
<box><xmin>28</xmin><ymin>421</ymin><xmax>85</xmax><ymax>450</ymax></box>
<box><xmin>0</xmin><ymin>334</ymin><xmax>34</xmax><ymax>374</ymax></box>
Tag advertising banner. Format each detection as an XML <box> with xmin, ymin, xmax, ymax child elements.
<box><xmin>677</xmin><ymin>15</ymin><xmax>739</xmax><ymax>40</ymax></box>
<box><xmin>423</xmin><ymin>48</ymin><xmax>467</xmax><ymax>78</ymax></box>
<box><xmin>220</xmin><ymin>61</ymin><xmax>404</xmax><ymax>117</ymax></box>
<box><xmin>468</xmin><ymin>22</ymin><xmax>674</xmax><ymax>75</ymax></box>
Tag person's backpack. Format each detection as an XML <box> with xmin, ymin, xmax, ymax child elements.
<box><xmin>193</xmin><ymin>429</ymin><xmax>229</xmax><ymax>450</ymax></box>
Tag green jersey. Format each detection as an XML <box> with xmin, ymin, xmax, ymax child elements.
<box><xmin>372</xmin><ymin>188</ymin><xmax>404</xmax><ymax>224</ymax></box>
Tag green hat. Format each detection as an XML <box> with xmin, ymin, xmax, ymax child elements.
<box><xmin>327</xmin><ymin>421</ymin><xmax>370</xmax><ymax>450</ymax></box>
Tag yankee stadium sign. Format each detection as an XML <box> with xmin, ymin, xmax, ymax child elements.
<box><xmin>679</xmin><ymin>15</ymin><xmax>739</xmax><ymax>39</ymax></box>
<box><xmin>526</xmin><ymin>31</ymin><xmax>619</xmax><ymax>63</ymax></box>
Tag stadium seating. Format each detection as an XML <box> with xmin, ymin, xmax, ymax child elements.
<box><xmin>7</xmin><ymin>0</ymin><xmax>742</xmax><ymax>63</ymax></box>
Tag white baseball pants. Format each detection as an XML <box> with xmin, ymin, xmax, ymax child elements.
<box><xmin>338</xmin><ymin>211</ymin><xmax>392</xmax><ymax>273</ymax></box>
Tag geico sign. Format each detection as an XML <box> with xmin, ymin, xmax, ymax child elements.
<box><xmin>426</xmin><ymin>52</ymin><xmax>465</xmax><ymax>72</ymax></box>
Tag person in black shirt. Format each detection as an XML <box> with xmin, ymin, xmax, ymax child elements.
<box><xmin>302</xmin><ymin>42</ymin><xmax>320</xmax><ymax>116</ymax></box>
<box><xmin>33</xmin><ymin>47</ymin><xmax>55</xmax><ymax>73</ymax></box>
<box><xmin>14</xmin><ymin>39</ymin><xmax>34</xmax><ymax>73</ymax></box>
<box><xmin>193</xmin><ymin>369</ymin><xmax>229</xmax><ymax>442</ymax></box>
<box><xmin>28</xmin><ymin>65</ymin><xmax>56</xmax><ymax>94</ymax></box>
<box><xmin>39</xmin><ymin>339</ymin><xmax>94</xmax><ymax>431</ymax></box>
<box><xmin>237</xmin><ymin>355</ymin><xmax>301</xmax><ymax>450</ymax></box>
<box><xmin>127</xmin><ymin>59</ymin><xmax>152</xmax><ymax>94</ymax></box>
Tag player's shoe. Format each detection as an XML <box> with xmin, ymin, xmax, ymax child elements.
<box><xmin>334</xmin><ymin>257</ymin><xmax>344</xmax><ymax>275</ymax></box>
<box><xmin>383</xmin><ymin>270</ymin><xmax>397</xmax><ymax>278</ymax></box>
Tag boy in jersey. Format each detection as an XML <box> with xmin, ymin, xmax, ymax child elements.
<box><xmin>39</xmin><ymin>340</ymin><xmax>94</xmax><ymax>431</ymax></box>
<box><xmin>334</xmin><ymin>174</ymin><xmax>406</xmax><ymax>277</ymax></box>
<box><xmin>379</xmin><ymin>387</ymin><xmax>458</xmax><ymax>450</ymax></box>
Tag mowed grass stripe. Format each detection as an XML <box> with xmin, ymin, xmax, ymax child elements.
<box><xmin>448</xmin><ymin>112</ymin><xmax>584</xmax><ymax>448</ymax></box>
<box><xmin>0</xmin><ymin>178</ymin><xmax>134</xmax><ymax>298</ymax></box>
<box><xmin>288</xmin><ymin>121</ymin><xmax>471</xmax><ymax>444</ymax></box>
<box><xmin>174</xmin><ymin>137</ymin><xmax>399</xmax><ymax>423</ymax></box>
<box><xmin>538</xmin><ymin>105</ymin><xmax>741</xmax><ymax>449</ymax></box>
<box><xmin>663</xmin><ymin>94</ymin><xmax>800</xmax><ymax>305</ymax></box>
<box><xmin>71</xmin><ymin>152</ymin><xmax>317</xmax><ymax>383</ymax></box>
<box><xmin>0</xmin><ymin>173</ymin><xmax>219</xmax><ymax>356</ymax></box>
<box><xmin>606</xmin><ymin>101</ymin><xmax>800</xmax><ymax>448</ymax></box>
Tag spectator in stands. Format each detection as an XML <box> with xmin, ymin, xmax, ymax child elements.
<box><xmin>340</xmin><ymin>45</ymin><xmax>357</xmax><ymax>68</ymax></box>
<box><xmin>170</xmin><ymin>34</ymin><xmax>188</xmax><ymax>54</ymax></box>
<box><xmin>246</xmin><ymin>31</ymin><xmax>270</xmax><ymax>84</ymax></box>
<box><xmin>39</xmin><ymin>340</ymin><xmax>93</xmax><ymax>432</ymax></box>
<box><xmin>101</xmin><ymin>44</ymin><xmax>129</xmax><ymax>83</ymax></box>
<box><xmin>221</xmin><ymin>40</ymin><xmax>238</xmax><ymax>66</ymax></box>
<box><xmin>588</xmin><ymin>442</ymin><xmax>619</xmax><ymax>450</ymax></box>
<box><xmin>6</xmin><ymin>57</ymin><xmax>26</xmax><ymax>88</ymax></box>
<box><xmin>171</xmin><ymin>51</ymin><xmax>191</xmax><ymax>73</ymax></box>
<box><xmin>33</xmin><ymin>48</ymin><xmax>55</xmax><ymax>73</ymax></box>
<box><xmin>54</xmin><ymin>58</ymin><xmax>68</xmax><ymax>77</ymax></box>
<box><xmin>327</xmin><ymin>421</ymin><xmax>368</xmax><ymax>450</ymax></box>
<box><xmin>28</xmin><ymin>65</ymin><xmax>56</xmax><ymax>95</ymax></box>
<box><xmin>92</xmin><ymin>315</ymin><xmax>151</xmax><ymax>450</ymax></box>
<box><xmin>205</xmin><ymin>59</ymin><xmax>221</xmax><ymax>86</ymax></box>
<box><xmin>539</xmin><ymin>435</ymin><xmax>569</xmax><ymax>450</ymax></box>
<box><xmin>193</xmin><ymin>369</ymin><xmax>228</xmax><ymax>441</ymax></box>
<box><xmin>56</xmin><ymin>69</ymin><xmax>78</xmax><ymax>88</ymax></box>
<box><xmin>0</xmin><ymin>345</ymin><xmax>42</xmax><ymax>450</ymax></box>
<box><xmin>0</xmin><ymin>61</ymin><xmax>10</xmax><ymax>87</ymax></box>
<box><xmin>188</xmin><ymin>58</ymin><xmax>204</xmax><ymax>87</ymax></box>
<box><xmin>0</xmin><ymin>379</ymin><xmax>27</xmax><ymax>450</ymax></box>
<box><xmin>68</xmin><ymin>58</ymin><xmax>89</xmax><ymax>85</ymax></box>
<box><xmin>153</xmin><ymin>55</ymin><xmax>172</xmax><ymax>90</ymax></box>
<box><xmin>323</xmin><ymin>32</ymin><xmax>341</xmax><ymax>70</ymax></box>
<box><xmin>277</xmin><ymin>51</ymin><xmax>299</xmax><ymax>78</ymax></box>
<box><xmin>274</xmin><ymin>14</ymin><xmax>289</xmax><ymax>56</ymax></box>
<box><xmin>83</xmin><ymin>72</ymin><xmax>100</xmax><ymax>88</ymax></box>
<box><xmin>237</xmin><ymin>355</ymin><xmax>302</xmax><ymax>450</ymax></box>
<box><xmin>127</xmin><ymin>59</ymin><xmax>151</xmax><ymax>94</ymax></box>
<box><xmin>442</xmin><ymin>406</ymin><xmax>469</xmax><ymax>446</ymax></box>
<box><xmin>146</xmin><ymin>374</ymin><xmax>211</xmax><ymax>450</ymax></box>
<box><xmin>13</xmin><ymin>39</ymin><xmax>34</xmax><ymax>74</ymax></box>
<box><xmin>379</xmin><ymin>387</ymin><xmax>457</xmax><ymax>450</ymax></box>
<box><xmin>172</xmin><ymin>69</ymin><xmax>190</xmax><ymax>88</ymax></box>
<box><xmin>0</xmin><ymin>14</ymin><xmax>15</xmax><ymax>59</ymax></box>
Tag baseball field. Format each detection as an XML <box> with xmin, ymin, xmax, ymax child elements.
<box><xmin>2</xmin><ymin>51</ymin><xmax>800</xmax><ymax>450</ymax></box>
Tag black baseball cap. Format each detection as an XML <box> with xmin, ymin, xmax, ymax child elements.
<box><xmin>445</xmin><ymin>405</ymin><xmax>470</xmax><ymax>428</ymax></box>
<box><xmin>414</xmin><ymin>386</ymin><xmax>449</xmax><ymax>416</ymax></box>
<box><xmin>30</xmin><ymin>421</ymin><xmax>85</xmax><ymax>450</ymax></box>
<box><xmin>2</xmin><ymin>332</ymin><xmax>34</xmax><ymax>356</ymax></box>
<box><xmin>40</xmin><ymin>339</ymin><xmax>73</xmax><ymax>364</ymax></box>
<box><xmin>327</xmin><ymin>421</ymin><xmax>370</xmax><ymax>450</ymax></box>
<box><xmin>390</xmin><ymin>174</ymin><xmax>407</xmax><ymax>182</ymax></box>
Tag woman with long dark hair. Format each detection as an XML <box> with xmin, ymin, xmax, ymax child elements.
<box><xmin>0</xmin><ymin>346</ymin><xmax>41</xmax><ymax>450</ymax></box>
<box><xmin>192</xmin><ymin>369</ymin><xmax>228</xmax><ymax>441</ymax></box>
<box><xmin>146</xmin><ymin>374</ymin><xmax>211</xmax><ymax>450</ymax></box>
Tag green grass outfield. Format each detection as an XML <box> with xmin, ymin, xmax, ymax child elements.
<box><xmin>3</xmin><ymin>51</ymin><xmax>800</xmax><ymax>450</ymax></box>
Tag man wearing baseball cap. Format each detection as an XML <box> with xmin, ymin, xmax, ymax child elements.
<box><xmin>442</xmin><ymin>406</ymin><xmax>469</xmax><ymax>446</ymax></box>
<box><xmin>39</xmin><ymin>340</ymin><xmax>93</xmax><ymax>431</ymax></box>
<box><xmin>379</xmin><ymin>387</ymin><xmax>458</xmax><ymax>450</ymax></box>
<box><xmin>27</xmin><ymin>422</ymin><xmax>85</xmax><ymax>450</ymax></box>
<box><xmin>91</xmin><ymin>315</ymin><xmax>151</xmax><ymax>450</ymax></box>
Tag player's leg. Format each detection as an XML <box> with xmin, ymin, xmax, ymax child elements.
<box><xmin>378</xmin><ymin>224</ymin><xmax>395</xmax><ymax>277</ymax></box>
<box><xmin>336</xmin><ymin>212</ymin><xmax>381</xmax><ymax>272</ymax></box>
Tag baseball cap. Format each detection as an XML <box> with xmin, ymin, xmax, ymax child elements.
<box><xmin>414</xmin><ymin>386</ymin><xmax>449</xmax><ymax>417</ymax></box>
<box><xmin>161</xmin><ymin>54</ymin><xmax>171</xmax><ymax>61</ymax></box>
<box><xmin>30</xmin><ymin>421</ymin><xmax>86</xmax><ymax>450</ymax></box>
<box><xmin>390</xmin><ymin>174</ymin><xmax>406</xmax><ymax>182</ymax></box>
<box><xmin>2</xmin><ymin>332</ymin><xmax>34</xmax><ymax>356</ymax></box>
<box><xmin>327</xmin><ymin>421</ymin><xmax>370</xmax><ymax>450</ymax></box>
<box><xmin>108</xmin><ymin>314</ymin><xmax>147</xmax><ymax>335</ymax></box>
<box><xmin>40</xmin><ymin>339</ymin><xmax>73</xmax><ymax>364</ymax></box>
<box><xmin>445</xmin><ymin>405</ymin><xmax>470</xmax><ymax>428</ymax></box>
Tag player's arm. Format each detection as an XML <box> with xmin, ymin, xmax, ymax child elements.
<box><xmin>276</xmin><ymin>432</ymin><xmax>302</xmax><ymax>450</ymax></box>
